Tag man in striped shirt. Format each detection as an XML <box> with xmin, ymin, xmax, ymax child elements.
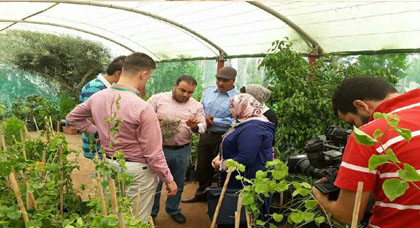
<box><xmin>79</xmin><ymin>56</ymin><xmax>126</xmax><ymax>159</ymax></box>
<box><xmin>313</xmin><ymin>77</ymin><xmax>420</xmax><ymax>228</ymax></box>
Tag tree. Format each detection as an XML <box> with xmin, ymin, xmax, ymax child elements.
<box><xmin>260</xmin><ymin>39</ymin><xmax>398</xmax><ymax>158</ymax></box>
<box><xmin>0</xmin><ymin>30</ymin><xmax>111</xmax><ymax>99</ymax></box>
<box><xmin>146</xmin><ymin>59</ymin><xmax>204</xmax><ymax>99</ymax></box>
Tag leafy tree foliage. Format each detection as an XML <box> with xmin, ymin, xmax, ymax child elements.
<box><xmin>146</xmin><ymin>60</ymin><xmax>204</xmax><ymax>100</ymax></box>
<box><xmin>260</xmin><ymin>40</ymin><xmax>398</xmax><ymax>158</ymax></box>
<box><xmin>0</xmin><ymin>30</ymin><xmax>111</xmax><ymax>99</ymax></box>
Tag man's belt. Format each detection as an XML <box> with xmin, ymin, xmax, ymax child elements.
<box><xmin>106</xmin><ymin>154</ymin><xmax>134</xmax><ymax>162</ymax></box>
<box><xmin>163</xmin><ymin>143</ymin><xmax>190</xmax><ymax>150</ymax></box>
<box><xmin>205</xmin><ymin>130</ymin><xmax>225</xmax><ymax>135</ymax></box>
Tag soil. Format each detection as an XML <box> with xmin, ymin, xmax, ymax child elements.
<box><xmin>29</xmin><ymin>131</ymin><xmax>210</xmax><ymax>228</ymax></box>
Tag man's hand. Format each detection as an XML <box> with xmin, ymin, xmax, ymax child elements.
<box><xmin>205</xmin><ymin>115</ymin><xmax>214</xmax><ymax>126</ymax></box>
<box><xmin>166</xmin><ymin>181</ymin><xmax>178</xmax><ymax>197</ymax></box>
<box><xmin>212</xmin><ymin>155</ymin><xmax>221</xmax><ymax>169</ymax></box>
<box><xmin>312</xmin><ymin>186</ymin><xmax>329</xmax><ymax>206</ymax></box>
<box><xmin>186</xmin><ymin>117</ymin><xmax>200</xmax><ymax>132</ymax></box>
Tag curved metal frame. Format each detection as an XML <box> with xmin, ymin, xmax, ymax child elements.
<box><xmin>1</xmin><ymin>0</ymin><xmax>227</xmax><ymax>57</ymax></box>
<box><xmin>247</xmin><ymin>1</ymin><xmax>323</xmax><ymax>55</ymax></box>
<box><xmin>0</xmin><ymin>19</ymin><xmax>136</xmax><ymax>53</ymax></box>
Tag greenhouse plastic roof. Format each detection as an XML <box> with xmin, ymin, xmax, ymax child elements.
<box><xmin>1</xmin><ymin>1</ymin><xmax>420</xmax><ymax>61</ymax></box>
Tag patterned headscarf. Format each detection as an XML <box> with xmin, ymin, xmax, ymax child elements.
<box><xmin>230</xmin><ymin>93</ymin><xmax>269</xmax><ymax>123</ymax></box>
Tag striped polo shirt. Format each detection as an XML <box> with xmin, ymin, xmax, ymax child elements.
<box><xmin>335</xmin><ymin>89</ymin><xmax>420</xmax><ymax>228</ymax></box>
<box><xmin>79</xmin><ymin>75</ymin><xmax>110</xmax><ymax>158</ymax></box>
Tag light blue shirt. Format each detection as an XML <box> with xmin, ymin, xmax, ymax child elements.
<box><xmin>200</xmin><ymin>86</ymin><xmax>237</xmax><ymax>133</ymax></box>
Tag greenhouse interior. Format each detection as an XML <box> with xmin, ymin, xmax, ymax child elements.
<box><xmin>1</xmin><ymin>1</ymin><xmax>420</xmax><ymax>228</ymax></box>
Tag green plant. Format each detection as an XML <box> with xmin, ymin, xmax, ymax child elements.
<box><xmin>260</xmin><ymin>39</ymin><xmax>398</xmax><ymax>158</ymax></box>
<box><xmin>11</xmin><ymin>95</ymin><xmax>59</xmax><ymax>131</ymax></box>
<box><xmin>160</xmin><ymin>118</ymin><xmax>181</xmax><ymax>144</ymax></box>
<box><xmin>58</xmin><ymin>93</ymin><xmax>78</xmax><ymax>120</ymax></box>
<box><xmin>354</xmin><ymin>112</ymin><xmax>420</xmax><ymax>201</ymax></box>
<box><xmin>225</xmin><ymin>159</ymin><xmax>329</xmax><ymax>228</ymax></box>
<box><xmin>0</xmin><ymin>116</ymin><xmax>25</xmax><ymax>146</ymax></box>
<box><xmin>146</xmin><ymin>59</ymin><xmax>204</xmax><ymax>99</ymax></box>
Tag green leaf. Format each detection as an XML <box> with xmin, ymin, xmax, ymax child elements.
<box><xmin>373</xmin><ymin>112</ymin><xmax>385</xmax><ymax>120</ymax></box>
<box><xmin>383</xmin><ymin>179</ymin><xmax>409</xmax><ymax>201</ymax></box>
<box><xmin>302</xmin><ymin>212</ymin><xmax>315</xmax><ymax>221</ymax></box>
<box><xmin>7</xmin><ymin>210</ymin><xmax>20</xmax><ymax>220</ymax></box>
<box><xmin>26</xmin><ymin>220</ymin><xmax>42</xmax><ymax>228</ymax></box>
<box><xmin>373</xmin><ymin>129</ymin><xmax>382</xmax><ymax>139</ymax></box>
<box><xmin>398</xmin><ymin>164</ymin><xmax>420</xmax><ymax>181</ymax></box>
<box><xmin>353</xmin><ymin>126</ymin><xmax>377</xmax><ymax>146</ymax></box>
<box><xmin>314</xmin><ymin>216</ymin><xmax>325</xmax><ymax>226</ymax></box>
<box><xmin>394</xmin><ymin>127</ymin><xmax>412</xmax><ymax>142</ymax></box>
<box><xmin>300</xmin><ymin>182</ymin><xmax>312</xmax><ymax>189</ymax></box>
<box><xmin>368</xmin><ymin>154</ymin><xmax>389</xmax><ymax>171</ymax></box>
<box><xmin>290</xmin><ymin>212</ymin><xmax>304</xmax><ymax>224</ymax></box>
<box><xmin>275</xmin><ymin>181</ymin><xmax>289</xmax><ymax>192</ymax></box>
<box><xmin>385</xmin><ymin>149</ymin><xmax>399</xmax><ymax>163</ymax></box>
<box><xmin>242</xmin><ymin>193</ymin><xmax>254</xmax><ymax>206</ymax></box>
<box><xmin>272</xmin><ymin>213</ymin><xmax>284</xmax><ymax>222</ymax></box>
<box><xmin>255</xmin><ymin>183</ymin><xmax>269</xmax><ymax>194</ymax></box>
<box><xmin>256</xmin><ymin>220</ymin><xmax>265</xmax><ymax>226</ymax></box>
<box><xmin>385</xmin><ymin>114</ymin><xmax>400</xmax><ymax>127</ymax></box>
<box><xmin>272</xmin><ymin>170</ymin><xmax>285</xmax><ymax>180</ymax></box>
<box><xmin>256</xmin><ymin>170</ymin><xmax>267</xmax><ymax>179</ymax></box>
<box><xmin>304</xmin><ymin>200</ymin><xmax>318</xmax><ymax>209</ymax></box>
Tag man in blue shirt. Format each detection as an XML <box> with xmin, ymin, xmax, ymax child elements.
<box><xmin>182</xmin><ymin>66</ymin><xmax>238</xmax><ymax>203</ymax></box>
<box><xmin>79</xmin><ymin>56</ymin><xmax>126</xmax><ymax>159</ymax></box>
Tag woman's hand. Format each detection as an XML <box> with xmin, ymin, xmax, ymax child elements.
<box><xmin>212</xmin><ymin>155</ymin><xmax>221</xmax><ymax>169</ymax></box>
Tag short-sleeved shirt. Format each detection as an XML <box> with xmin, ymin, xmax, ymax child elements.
<box><xmin>79</xmin><ymin>75</ymin><xmax>109</xmax><ymax>158</ymax></box>
<box><xmin>200</xmin><ymin>86</ymin><xmax>237</xmax><ymax>133</ymax></box>
<box><xmin>335</xmin><ymin>89</ymin><xmax>420</xmax><ymax>228</ymax></box>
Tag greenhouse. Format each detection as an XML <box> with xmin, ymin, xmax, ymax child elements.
<box><xmin>1</xmin><ymin>1</ymin><xmax>420</xmax><ymax>228</ymax></box>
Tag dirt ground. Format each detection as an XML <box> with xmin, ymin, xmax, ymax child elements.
<box><xmin>29</xmin><ymin>132</ymin><xmax>211</xmax><ymax>228</ymax></box>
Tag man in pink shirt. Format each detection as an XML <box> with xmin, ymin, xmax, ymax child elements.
<box><xmin>148</xmin><ymin>75</ymin><xmax>206</xmax><ymax>224</ymax></box>
<box><xmin>66</xmin><ymin>52</ymin><xmax>177</xmax><ymax>221</ymax></box>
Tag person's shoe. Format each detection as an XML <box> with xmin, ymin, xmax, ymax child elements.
<box><xmin>181</xmin><ymin>195</ymin><xmax>206</xmax><ymax>203</ymax></box>
<box><xmin>170</xmin><ymin>213</ymin><xmax>186</xmax><ymax>224</ymax></box>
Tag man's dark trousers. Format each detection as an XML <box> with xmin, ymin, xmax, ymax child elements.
<box><xmin>195</xmin><ymin>132</ymin><xmax>224</xmax><ymax>196</ymax></box>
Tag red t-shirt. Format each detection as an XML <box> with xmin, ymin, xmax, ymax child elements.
<box><xmin>335</xmin><ymin>89</ymin><xmax>420</xmax><ymax>228</ymax></box>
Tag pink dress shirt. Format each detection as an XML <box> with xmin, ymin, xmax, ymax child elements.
<box><xmin>148</xmin><ymin>91</ymin><xmax>206</xmax><ymax>146</ymax></box>
<box><xmin>66</xmin><ymin>84</ymin><xmax>173</xmax><ymax>183</ymax></box>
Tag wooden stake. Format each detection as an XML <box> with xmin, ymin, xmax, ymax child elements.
<box><xmin>135</xmin><ymin>183</ymin><xmax>141</xmax><ymax>216</ymax></box>
<box><xmin>351</xmin><ymin>182</ymin><xmax>364</xmax><ymax>228</ymax></box>
<box><xmin>56</xmin><ymin>121</ymin><xmax>60</xmax><ymax>133</ymax></box>
<box><xmin>234</xmin><ymin>194</ymin><xmax>243</xmax><ymax>228</ymax></box>
<box><xmin>245</xmin><ymin>207</ymin><xmax>251</xmax><ymax>228</ymax></box>
<box><xmin>12</xmin><ymin>135</ymin><xmax>18</xmax><ymax>144</ymax></box>
<box><xmin>96</xmin><ymin>173</ymin><xmax>108</xmax><ymax>216</ymax></box>
<box><xmin>20</xmin><ymin>130</ymin><xmax>27</xmax><ymax>160</ymax></box>
<box><xmin>210</xmin><ymin>166</ymin><xmax>233</xmax><ymax>228</ymax></box>
<box><xmin>19</xmin><ymin>170</ymin><xmax>38</xmax><ymax>211</ymax></box>
<box><xmin>148</xmin><ymin>216</ymin><xmax>155</xmax><ymax>228</ymax></box>
<box><xmin>32</xmin><ymin>116</ymin><xmax>40</xmax><ymax>133</ymax></box>
<box><xmin>58</xmin><ymin>146</ymin><xmax>64</xmax><ymax>216</ymax></box>
<box><xmin>24</xmin><ymin>125</ymin><xmax>31</xmax><ymax>140</ymax></box>
<box><xmin>110</xmin><ymin>179</ymin><xmax>126</xmax><ymax>228</ymax></box>
<box><xmin>9</xmin><ymin>172</ymin><xmax>29</xmax><ymax>223</ymax></box>
<box><xmin>1</xmin><ymin>134</ymin><xmax>7</xmax><ymax>151</ymax></box>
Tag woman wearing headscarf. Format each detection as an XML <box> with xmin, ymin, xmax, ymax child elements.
<box><xmin>239</xmin><ymin>84</ymin><xmax>278</xmax><ymax>129</ymax></box>
<box><xmin>212</xmin><ymin>93</ymin><xmax>275</xmax><ymax>226</ymax></box>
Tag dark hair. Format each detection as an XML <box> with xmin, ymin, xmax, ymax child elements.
<box><xmin>239</xmin><ymin>86</ymin><xmax>246</xmax><ymax>93</ymax></box>
<box><xmin>332</xmin><ymin>76</ymin><xmax>397</xmax><ymax>116</ymax></box>
<box><xmin>122</xmin><ymin>52</ymin><xmax>156</xmax><ymax>73</ymax></box>
<box><xmin>176</xmin><ymin>75</ymin><xmax>197</xmax><ymax>86</ymax></box>
<box><xmin>106</xmin><ymin>55</ymin><xmax>126</xmax><ymax>75</ymax></box>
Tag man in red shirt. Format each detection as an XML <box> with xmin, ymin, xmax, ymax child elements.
<box><xmin>312</xmin><ymin>76</ymin><xmax>420</xmax><ymax>228</ymax></box>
